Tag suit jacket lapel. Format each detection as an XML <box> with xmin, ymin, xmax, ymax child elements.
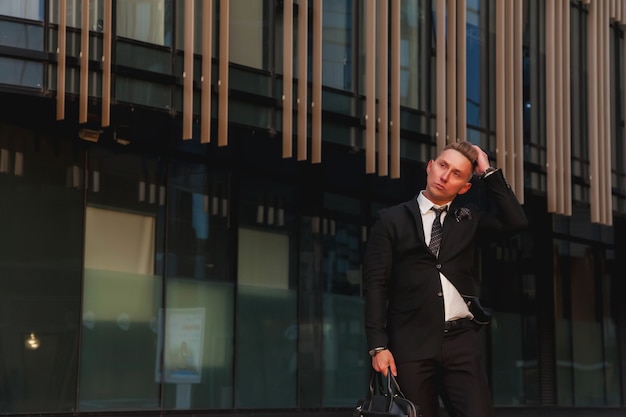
<box><xmin>403</xmin><ymin>197</ymin><xmax>427</xmax><ymax>248</ymax></box>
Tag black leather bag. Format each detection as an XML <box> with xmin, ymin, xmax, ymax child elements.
<box><xmin>353</xmin><ymin>369</ymin><xmax>419</xmax><ymax>417</ymax></box>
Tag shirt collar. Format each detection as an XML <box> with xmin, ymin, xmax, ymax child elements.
<box><xmin>417</xmin><ymin>191</ymin><xmax>451</xmax><ymax>215</ymax></box>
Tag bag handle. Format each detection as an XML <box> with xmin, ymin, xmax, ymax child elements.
<box><xmin>368</xmin><ymin>367</ymin><xmax>408</xmax><ymax>399</ymax></box>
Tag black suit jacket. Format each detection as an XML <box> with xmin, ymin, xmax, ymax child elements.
<box><xmin>363</xmin><ymin>170</ymin><xmax>528</xmax><ymax>363</ymax></box>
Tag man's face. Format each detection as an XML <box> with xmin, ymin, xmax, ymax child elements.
<box><xmin>423</xmin><ymin>149</ymin><xmax>473</xmax><ymax>206</ymax></box>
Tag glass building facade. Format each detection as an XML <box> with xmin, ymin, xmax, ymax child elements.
<box><xmin>0</xmin><ymin>1</ymin><xmax>625</xmax><ymax>416</ymax></box>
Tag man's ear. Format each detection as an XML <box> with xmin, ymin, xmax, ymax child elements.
<box><xmin>458</xmin><ymin>182</ymin><xmax>472</xmax><ymax>195</ymax></box>
<box><xmin>426</xmin><ymin>159</ymin><xmax>433</xmax><ymax>174</ymax></box>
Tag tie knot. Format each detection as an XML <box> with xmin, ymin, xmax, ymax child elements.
<box><xmin>431</xmin><ymin>205</ymin><xmax>447</xmax><ymax>216</ymax></box>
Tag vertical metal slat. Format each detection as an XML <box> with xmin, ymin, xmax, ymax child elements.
<box><xmin>446</xmin><ymin>0</ymin><xmax>457</xmax><ymax>144</ymax></box>
<box><xmin>101</xmin><ymin>0</ymin><xmax>112</xmax><ymax>127</ymax></box>
<box><xmin>377</xmin><ymin>0</ymin><xmax>388</xmax><ymax>176</ymax></box>
<box><xmin>183</xmin><ymin>0</ymin><xmax>195</xmax><ymax>140</ymax></box>
<box><xmin>56</xmin><ymin>0</ymin><xmax>67</xmax><ymax>121</ymax></box>
<box><xmin>283</xmin><ymin>0</ymin><xmax>294</xmax><ymax>157</ymax></box>
<box><xmin>218</xmin><ymin>0</ymin><xmax>230</xmax><ymax>147</ymax></box>
<box><xmin>496</xmin><ymin>0</ymin><xmax>506</xmax><ymax>174</ymax></box>
<box><xmin>390</xmin><ymin>0</ymin><xmax>400</xmax><ymax>179</ymax></box>
<box><xmin>311</xmin><ymin>0</ymin><xmax>322</xmax><ymax>163</ymax></box>
<box><xmin>365</xmin><ymin>0</ymin><xmax>376</xmax><ymax>174</ymax></box>
<box><xmin>201</xmin><ymin>0</ymin><xmax>213</xmax><ymax>143</ymax></box>
<box><xmin>297</xmin><ymin>0</ymin><xmax>308</xmax><ymax>161</ymax></box>
<box><xmin>79</xmin><ymin>0</ymin><xmax>89</xmax><ymax>124</ymax></box>
<box><xmin>436</xmin><ymin>0</ymin><xmax>446</xmax><ymax>152</ymax></box>
<box><xmin>457</xmin><ymin>0</ymin><xmax>467</xmax><ymax>142</ymax></box>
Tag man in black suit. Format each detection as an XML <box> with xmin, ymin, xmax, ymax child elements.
<box><xmin>363</xmin><ymin>141</ymin><xmax>527</xmax><ymax>417</ymax></box>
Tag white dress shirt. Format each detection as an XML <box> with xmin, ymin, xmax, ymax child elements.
<box><xmin>417</xmin><ymin>191</ymin><xmax>473</xmax><ymax>322</ymax></box>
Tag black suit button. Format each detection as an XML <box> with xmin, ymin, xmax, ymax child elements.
<box><xmin>436</xmin><ymin>264</ymin><xmax>442</xmax><ymax>269</ymax></box>
<box><xmin>437</xmin><ymin>292</ymin><xmax>443</xmax><ymax>297</ymax></box>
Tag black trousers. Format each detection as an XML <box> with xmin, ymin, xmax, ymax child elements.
<box><xmin>395</xmin><ymin>326</ymin><xmax>493</xmax><ymax>417</ymax></box>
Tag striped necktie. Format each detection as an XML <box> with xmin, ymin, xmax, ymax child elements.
<box><xmin>429</xmin><ymin>206</ymin><xmax>446</xmax><ymax>256</ymax></box>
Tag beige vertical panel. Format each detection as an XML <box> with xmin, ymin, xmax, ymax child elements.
<box><xmin>602</xmin><ymin>1</ymin><xmax>613</xmax><ymax>224</ymax></box>
<box><xmin>562</xmin><ymin>0</ymin><xmax>571</xmax><ymax>214</ymax></box>
<box><xmin>56</xmin><ymin>0</ymin><xmax>66</xmax><ymax>121</ymax></box>
<box><xmin>297</xmin><ymin>0</ymin><xmax>308</xmax><ymax>161</ymax></box>
<box><xmin>101</xmin><ymin>0</ymin><xmax>112</xmax><ymax>127</ymax></box>
<box><xmin>365</xmin><ymin>0</ymin><xmax>376</xmax><ymax>173</ymax></box>
<box><xmin>505</xmin><ymin>0</ymin><xmax>514</xmax><ymax>177</ymax></box>
<box><xmin>457</xmin><ymin>0</ymin><xmax>466</xmax><ymax>142</ymax></box>
<box><xmin>218</xmin><ymin>0</ymin><xmax>229</xmax><ymax>146</ymax></box>
<box><xmin>283</xmin><ymin>0</ymin><xmax>294</xmax><ymax>157</ymax></box>
<box><xmin>598</xmin><ymin>0</ymin><xmax>607</xmax><ymax>224</ymax></box>
<box><xmin>545</xmin><ymin>0</ymin><xmax>556</xmax><ymax>212</ymax></box>
<box><xmin>496</xmin><ymin>1</ymin><xmax>506</xmax><ymax>173</ymax></box>
<box><xmin>514</xmin><ymin>0</ymin><xmax>524</xmax><ymax>202</ymax></box>
<box><xmin>377</xmin><ymin>0</ymin><xmax>388</xmax><ymax>176</ymax></box>
<box><xmin>79</xmin><ymin>0</ymin><xmax>89</xmax><ymax>124</ymax></box>
<box><xmin>183</xmin><ymin>0</ymin><xmax>195</xmax><ymax>140</ymax></box>
<box><xmin>436</xmin><ymin>0</ymin><xmax>446</xmax><ymax>151</ymax></box>
<box><xmin>588</xmin><ymin>0</ymin><xmax>600</xmax><ymax>223</ymax></box>
<box><xmin>201</xmin><ymin>0</ymin><xmax>213</xmax><ymax>143</ymax></box>
<box><xmin>555</xmin><ymin>0</ymin><xmax>564</xmax><ymax>212</ymax></box>
<box><xmin>390</xmin><ymin>0</ymin><xmax>400</xmax><ymax>179</ymax></box>
<box><xmin>446</xmin><ymin>0</ymin><xmax>457</xmax><ymax>144</ymax></box>
<box><xmin>311</xmin><ymin>0</ymin><xmax>322</xmax><ymax>163</ymax></box>
<box><xmin>597</xmin><ymin>0</ymin><xmax>605</xmax><ymax>223</ymax></box>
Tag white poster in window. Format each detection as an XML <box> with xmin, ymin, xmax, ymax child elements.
<box><xmin>161</xmin><ymin>307</ymin><xmax>205</xmax><ymax>383</ymax></box>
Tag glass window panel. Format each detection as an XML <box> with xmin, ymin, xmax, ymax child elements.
<box><xmin>116</xmin><ymin>0</ymin><xmax>172</xmax><ymax>47</ymax></box>
<box><xmin>116</xmin><ymin>41</ymin><xmax>172</xmax><ymax>74</ymax></box>
<box><xmin>466</xmin><ymin>0</ymin><xmax>483</xmax><ymax>127</ymax></box>
<box><xmin>321</xmin><ymin>193</ymin><xmax>367</xmax><ymax>407</ymax></box>
<box><xmin>236</xmin><ymin>229</ymin><xmax>297</xmax><ymax>407</ymax></box>
<box><xmin>162</xmin><ymin>164</ymin><xmax>233</xmax><ymax>410</ymax></box>
<box><xmin>0</xmin><ymin>124</ymin><xmax>82</xmax><ymax>414</ymax></box>
<box><xmin>0</xmin><ymin>20</ymin><xmax>43</xmax><ymax>50</ymax></box>
<box><xmin>554</xmin><ymin>238</ymin><xmax>619</xmax><ymax>406</ymax></box>
<box><xmin>78</xmin><ymin>151</ymin><xmax>164</xmax><ymax>411</ymax></box>
<box><xmin>0</xmin><ymin>0</ymin><xmax>43</xmax><ymax>20</ymax></box>
<box><xmin>235</xmin><ymin>177</ymin><xmax>297</xmax><ymax>408</ymax></box>
<box><xmin>229</xmin><ymin>0</ymin><xmax>266</xmax><ymax>69</ymax></box>
<box><xmin>115</xmin><ymin>76</ymin><xmax>171</xmax><ymax>109</ymax></box>
<box><xmin>322</xmin><ymin>0</ymin><xmax>353</xmax><ymax>91</ymax></box>
<box><xmin>49</xmin><ymin>0</ymin><xmax>103</xmax><ymax>31</ymax></box>
<box><xmin>400</xmin><ymin>0</ymin><xmax>428</xmax><ymax>110</ymax></box>
<box><xmin>174</xmin><ymin>0</ymin><xmax>217</xmax><ymax>55</ymax></box>
<box><xmin>0</xmin><ymin>57</ymin><xmax>43</xmax><ymax>88</ymax></box>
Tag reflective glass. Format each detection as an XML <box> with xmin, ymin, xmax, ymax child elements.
<box><xmin>0</xmin><ymin>20</ymin><xmax>43</xmax><ymax>50</ymax></box>
<box><xmin>115</xmin><ymin>76</ymin><xmax>171</xmax><ymax>109</ymax></box>
<box><xmin>229</xmin><ymin>0</ymin><xmax>267</xmax><ymax>69</ymax></box>
<box><xmin>554</xmin><ymin>238</ymin><xmax>620</xmax><ymax>406</ymax></box>
<box><xmin>322</xmin><ymin>0</ymin><xmax>353</xmax><ymax>91</ymax></box>
<box><xmin>78</xmin><ymin>150</ymin><xmax>165</xmax><ymax>411</ymax></box>
<box><xmin>49</xmin><ymin>0</ymin><xmax>103</xmax><ymax>31</ymax></box>
<box><xmin>0</xmin><ymin>124</ymin><xmax>82</xmax><ymax>413</ymax></box>
<box><xmin>0</xmin><ymin>57</ymin><xmax>42</xmax><ymax>88</ymax></box>
<box><xmin>400</xmin><ymin>0</ymin><xmax>428</xmax><ymax>110</ymax></box>
<box><xmin>235</xmin><ymin>178</ymin><xmax>297</xmax><ymax>408</ymax></box>
<box><xmin>0</xmin><ymin>0</ymin><xmax>43</xmax><ymax>20</ymax></box>
<box><xmin>466</xmin><ymin>0</ymin><xmax>483</xmax><ymax>127</ymax></box>
<box><xmin>116</xmin><ymin>0</ymin><xmax>172</xmax><ymax>46</ymax></box>
<box><xmin>163</xmin><ymin>164</ymin><xmax>234</xmax><ymax>410</ymax></box>
<box><xmin>321</xmin><ymin>193</ymin><xmax>367</xmax><ymax>407</ymax></box>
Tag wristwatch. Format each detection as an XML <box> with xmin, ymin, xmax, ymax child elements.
<box><xmin>368</xmin><ymin>346</ymin><xmax>387</xmax><ymax>357</ymax></box>
<box><xmin>479</xmin><ymin>166</ymin><xmax>496</xmax><ymax>179</ymax></box>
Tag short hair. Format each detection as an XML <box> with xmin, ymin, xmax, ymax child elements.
<box><xmin>443</xmin><ymin>141</ymin><xmax>478</xmax><ymax>171</ymax></box>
